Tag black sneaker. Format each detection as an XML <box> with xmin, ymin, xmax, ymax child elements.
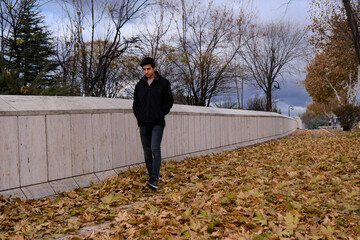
<box><xmin>146</xmin><ymin>181</ymin><xmax>158</xmax><ymax>190</ymax></box>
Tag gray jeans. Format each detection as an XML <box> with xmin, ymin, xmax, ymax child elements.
<box><xmin>139</xmin><ymin>125</ymin><xmax>164</xmax><ymax>182</ymax></box>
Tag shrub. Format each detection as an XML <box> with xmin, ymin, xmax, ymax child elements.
<box><xmin>308</xmin><ymin>118</ymin><xmax>328</xmax><ymax>129</ymax></box>
<box><xmin>333</xmin><ymin>104</ymin><xmax>360</xmax><ymax>131</ymax></box>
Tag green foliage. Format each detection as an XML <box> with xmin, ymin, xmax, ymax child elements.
<box><xmin>0</xmin><ymin>0</ymin><xmax>70</xmax><ymax>95</ymax></box>
<box><xmin>0</xmin><ymin>58</ymin><xmax>75</xmax><ymax>96</ymax></box>
<box><xmin>308</xmin><ymin>118</ymin><xmax>328</xmax><ymax>129</ymax></box>
<box><xmin>333</xmin><ymin>104</ymin><xmax>360</xmax><ymax>131</ymax></box>
<box><xmin>0</xmin><ymin>59</ymin><xmax>22</xmax><ymax>94</ymax></box>
<box><xmin>7</xmin><ymin>1</ymin><xmax>56</xmax><ymax>83</ymax></box>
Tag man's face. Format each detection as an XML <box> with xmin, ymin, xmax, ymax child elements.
<box><xmin>142</xmin><ymin>64</ymin><xmax>156</xmax><ymax>80</ymax></box>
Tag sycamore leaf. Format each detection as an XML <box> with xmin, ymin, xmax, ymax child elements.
<box><xmin>280</xmin><ymin>229</ymin><xmax>294</xmax><ymax>237</ymax></box>
<box><xmin>253</xmin><ymin>213</ymin><xmax>267</xmax><ymax>226</ymax></box>
<box><xmin>101</xmin><ymin>194</ymin><xmax>121</xmax><ymax>204</ymax></box>
<box><xmin>207</xmin><ymin>219</ymin><xmax>220</xmax><ymax>233</ymax></box>
<box><xmin>115</xmin><ymin>211</ymin><xmax>129</xmax><ymax>222</ymax></box>
<box><xmin>1</xmin><ymin>130</ymin><xmax>359</xmax><ymax>239</ymax></box>
<box><xmin>321</xmin><ymin>225</ymin><xmax>335</xmax><ymax>237</ymax></box>
<box><xmin>183</xmin><ymin>208</ymin><xmax>192</xmax><ymax>220</ymax></box>
<box><xmin>284</xmin><ymin>212</ymin><xmax>299</xmax><ymax>230</ymax></box>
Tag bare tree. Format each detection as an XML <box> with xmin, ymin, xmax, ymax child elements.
<box><xmin>169</xmin><ymin>0</ymin><xmax>253</xmax><ymax>106</ymax></box>
<box><xmin>241</xmin><ymin>21</ymin><xmax>307</xmax><ymax>111</ymax></box>
<box><xmin>246</xmin><ymin>93</ymin><xmax>281</xmax><ymax>113</ymax></box>
<box><xmin>113</xmin><ymin>0</ymin><xmax>176</xmax><ymax>99</ymax></box>
<box><xmin>231</xmin><ymin>58</ymin><xmax>251</xmax><ymax>109</ymax></box>
<box><xmin>137</xmin><ymin>0</ymin><xmax>173</xmax><ymax>61</ymax></box>
<box><xmin>55</xmin><ymin>0</ymin><xmax>148</xmax><ymax>97</ymax></box>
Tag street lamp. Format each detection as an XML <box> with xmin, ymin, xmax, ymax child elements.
<box><xmin>273</xmin><ymin>81</ymin><xmax>280</xmax><ymax>90</ymax></box>
<box><xmin>288</xmin><ymin>105</ymin><xmax>294</xmax><ymax>117</ymax></box>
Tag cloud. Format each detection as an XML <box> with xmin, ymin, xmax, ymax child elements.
<box><xmin>253</xmin><ymin>0</ymin><xmax>311</xmax><ymax>25</ymax></box>
<box><xmin>214</xmin><ymin>76</ymin><xmax>311</xmax><ymax>117</ymax></box>
<box><xmin>277</xmin><ymin>101</ymin><xmax>306</xmax><ymax>116</ymax></box>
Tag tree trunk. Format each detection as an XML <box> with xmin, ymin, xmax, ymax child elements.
<box><xmin>342</xmin><ymin>0</ymin><xmax>360</xmax><ymax>64</ymax></box>
<box><xmin>235</xmin><ymin>79</ymin><xmax>240</xmax><ymax>109</ymax></box>
<box><xmin>241</xmin><ymin>77</ymin><xmax>244</xmax><ymax>109</ymax></box>
<box><xmin>266</xmin><ymin>88</ymin><xmax>272</xmax><ymax>111</ymax></box>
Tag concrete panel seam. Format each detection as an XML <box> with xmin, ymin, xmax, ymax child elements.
<box><xmin>45</xmin><ymin>115</ymin><xmax>49</xmax><ymax>182</ymax></box>
<box><xmin>70</xmin><ymin>113</ymin><xmax>73</xmax><ymax>174</ymax></box>
<box><xmin>163</xmin><ymin>129</ymin><xmax>296</xmax><ymax>160</ymax></box>
<box><xmin>16</xmin><ymin>115</ymin><xmax>21</xmax><ymax>188</ymax></box>
<box><xmin>48</xmin><ymin>180</ymin><xmax>57</xmax><ymax>194</ymax></box>
<box><xmin>111</xmin><ymin>113</ymin><xmax>115</xmax><ymax>172</ymax></box>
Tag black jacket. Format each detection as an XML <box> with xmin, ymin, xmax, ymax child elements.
<box><xmin>133</xmin><ymin>72</ymin><xmax>174</xmax><ymax>127</ymax></box>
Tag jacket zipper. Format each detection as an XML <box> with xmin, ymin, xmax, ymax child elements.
<box><xmin>146</xmin><ymin>83</ymin><xmax>151</xmax><ymax>121</ymax></box>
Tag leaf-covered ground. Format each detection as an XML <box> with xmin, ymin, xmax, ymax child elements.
<box><xmin>1</xmin><ymin>130</ymin><xmax>360</xmax><ymax>239</ymax></box>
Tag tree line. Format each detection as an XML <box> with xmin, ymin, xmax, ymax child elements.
<box><xmin>302</xmin><ymin>0</ymin><xmax>360</xmax><ymax>130</ymax></box>
<box><xmin>0</xmin><ymin>0</ymin><xmax>307</xmax><ymax>112</ymax></box>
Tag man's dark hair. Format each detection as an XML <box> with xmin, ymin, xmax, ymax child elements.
<box><xmin>140</xmin><ymin>57</ymin><xmax>156</xmax><ymax>68</ymax></box>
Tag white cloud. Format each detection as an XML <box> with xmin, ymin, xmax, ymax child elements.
<box><xmin>277</xmin><ymin>101</ymin><xmax>306</xmax><ymax>116</ymax></box>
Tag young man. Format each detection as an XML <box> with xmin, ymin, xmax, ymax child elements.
<box><xmin>132</xmin><ymin>57</ymin><xmax>174</xmax><ymax>190</ymax></box>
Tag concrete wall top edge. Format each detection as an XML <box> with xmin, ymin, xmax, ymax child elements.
<box><xmin>0</xmin><ymin>95</ymin><xmax>133</xmax><ymax>111</ymax></box>
<box><xmin>0</xmin><ymin>97</ymin><xmax>17</xmax><ymax>112</ymax></box>
<box><xmin>0</xmin><ymin>95</ymin><xmax>292</xmax><ymax>118</ymax></box>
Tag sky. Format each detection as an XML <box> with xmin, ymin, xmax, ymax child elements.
<box><xmin>242</xmin><ymin>0</ymin><xmax>312</xmax><ymax>116</ymax></box>
<box><xmin>40</xmin><ymin>0</ymin><xmax>313</xmax><ymax>117</ymax></box>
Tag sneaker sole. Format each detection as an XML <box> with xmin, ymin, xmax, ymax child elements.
<box><xmin>146</xmin><ymin>183</ymin><xmax>158</xmax><ymax>190</ymax></box>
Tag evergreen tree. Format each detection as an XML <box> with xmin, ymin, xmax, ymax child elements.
<box><xmin>2</xmin><ymin>0</ymin><xmax>59</xmax><ymax>94</ymax></box>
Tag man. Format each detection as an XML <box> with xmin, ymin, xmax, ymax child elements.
<box><xmin>133</xmin><ymin>57</ymin><xmax>174</xmax><ymax>190</ymax></box>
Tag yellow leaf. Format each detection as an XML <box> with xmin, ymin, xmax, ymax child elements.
<box><xmin>284</xmin><ymin>212</ymin><xmax>299</xmax><ymax>230</ymax></box>
<box><xmin>280</xmin><ymin>229</ymin><xmax>293</xmax><ymax>237</ymax></box>
<box><xmin>148</xmin><ymin>204</ymin><xmax>158</xmax><ymax>215</ymax></box>
<box><xmin>182</xmin><ymin>208</ymin><xmax>192</xmax><ymax>219</ymax></box>
<box><xmin>321</xmin><ymin>225</ymin><xmax>334</xmax><ymax>237</ymax></box>
<box><xmin>189</xmin><ymin>218</ymin><xmax>202</xmax><ymax>232</ymax></box>
<box><xmin>253</xmin><ymin>213</ymin><xmax>267</xmax><ymax>226</ymax></box>
<box><xmin>101</xmin><ymin>194</ymin><xmax>121</xmax><ymax>204</ymax></box>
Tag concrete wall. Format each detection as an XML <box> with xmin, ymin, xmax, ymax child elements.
<box><xmin>0</xmin><ymin>96</ymin><xmax>300</xmax><ymax>199</ymax></box>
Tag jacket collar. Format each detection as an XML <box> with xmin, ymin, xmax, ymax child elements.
<box><xmin>141</xmin><ymin>71</ymin><xmax>160</xmax><ymax>82</ymax></box>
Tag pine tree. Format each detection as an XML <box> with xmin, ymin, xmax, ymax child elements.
<box><xmin>3</xmin><ymin>0</ymin><xmax>58</xmax><ymax>94</ymax></box>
